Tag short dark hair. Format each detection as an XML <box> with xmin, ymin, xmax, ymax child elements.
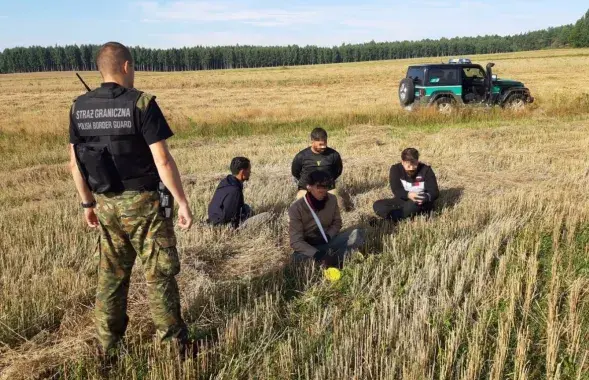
<box><xmin>401</xmin><ymin>148</ymin><xmax>419</xmax><ymax>161</ymax></box>
<box><xmin>307</xmin><ymin>170</ymin><xmax>332</xmax><ymax>186</ymax></box>
<box><xmin>230</xmin><ymin>157</ymin><xmax>250</xmax><ymax>175</ymax></box>
<box><xmin>310</xmin><ymin>127</ymin><xmax>328</xmax><ymax>141</ymax></box>
<box><xmin>96</xmin><ymin>42</ymin><xmax>133</xmax><ymax>76</ymax></box>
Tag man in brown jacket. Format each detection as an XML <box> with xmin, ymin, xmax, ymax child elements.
<box><xmin>288</xmin><ymin>171</ymin><xmax>364</xmax><ymax>267</ymax></box>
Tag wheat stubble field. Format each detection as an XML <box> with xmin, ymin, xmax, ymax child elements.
<box><xmin>2</xmin><ymin>49</ymin><xmax>589</xmax><ymax>379</ymax></box>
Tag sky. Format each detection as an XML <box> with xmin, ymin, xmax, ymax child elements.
<box><xmin>0</xmin><ymin>0</ymin><xmax>586</xmax><ymax>50</ymax></box>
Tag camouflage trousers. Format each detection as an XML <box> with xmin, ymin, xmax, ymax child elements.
<box><xmin>94</xmin><ymin>191</ymin><xmax>187</xmax><ymax>352</ymax></box>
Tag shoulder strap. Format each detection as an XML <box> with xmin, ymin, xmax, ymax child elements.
<box><xmin>303</xmin><ymin>196</ymin><xmax>329</xmax><ymax>244</ymax></box>
<box><xmin>135</xmin><ymin>91</ymin><xmax>154</xmax><ymax>112</ymax></box>
<box><xmin>130</xmin><ymin>90</ymin><xmax>145</xmax><ymax>132</ymax></box>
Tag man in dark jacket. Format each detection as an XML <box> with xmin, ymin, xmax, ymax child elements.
<box><xmin>292</xmin><ymin>127</ymin><xmax>343</xmax><ymax>200</ymax></box>
<box><xmin>208</xmin><ymin>157</ymin><xmax>270</xmax><ymax>229</ymax></box>
<box><xmin>373</xmin><ymin>148</ymin><xmax>439</xmax><ymax>221</ymax></box>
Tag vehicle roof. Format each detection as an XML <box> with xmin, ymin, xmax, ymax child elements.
<box><xmin>408</xmin><ymin>63</ymin><xmax>484</xmax><ymax>69</ymax></box>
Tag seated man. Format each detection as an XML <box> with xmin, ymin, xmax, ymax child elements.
<box><xmin>289</xmin><ymin>170</ymin><xmax>364</xmax><ymax>268</ymax></box>
<box><xmin>207</xmin><ymin>157</ymin><xmax>270</xmax><ymax>229</ymax></box>
<box><xmin>373</xmin><ymin>148</ymin><xmax>439</xmax><ymax>222</ymax></box>
<box><xmin>291</xmin><ymin>127</ymin><xmax>343</xmax><ymax>200</ymax></box>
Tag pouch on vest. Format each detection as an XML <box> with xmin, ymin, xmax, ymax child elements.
<box><xmin>75</xmin><ymin>144</ymin><xmax>121</xmax><ymax>193</ymax></box>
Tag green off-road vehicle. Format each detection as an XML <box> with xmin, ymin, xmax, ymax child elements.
<box><xmin>398</xmin><ymin>59</ymin><xmax>534</xmax><ymax>113</ymax></box>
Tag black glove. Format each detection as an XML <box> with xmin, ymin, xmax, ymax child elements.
<box><xmin>316</xmin><ymin>250</ymin><xmax>339</xmax><ymax>267</ymax></box>
<box><xmin>313</xmin><ymin>249</ymin><xmax>328</xmax><ymax>261</ymax></box>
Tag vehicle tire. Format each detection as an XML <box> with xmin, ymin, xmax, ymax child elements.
<box><xmin>433</xmin><ymin>97</ymin><xmax>455</xmax><ymax>115</ymax></box>
<box><xmin>398</xmin><ymin>78</ymin><xmax>415</xmax><ymax>107</ymax></box>
<box><xmin>503</xmin><ymin>93</ymin><xmax>526</xmax><ymax>110</ymax></box>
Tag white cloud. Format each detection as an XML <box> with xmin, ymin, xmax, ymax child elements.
<box><xmin>135</xmin><ymin>0</ymin><xmax>584</xmax><ymax>47</ymax></box>
<box><xmin>141</xmin><ymin>18</ymin><xmax>162</xmax><ymax>23</ymax></box>
<box><xmin>135</xmin><ymin>1</ymin><xmax>520</xmax><ymax>35</ymax></box>
<box><xmin>136</xmin><ymin>1</ymin><xmax>320</xmax><ymax>26</ymax></box>
<box><xmin>244</xmin><ymin>21</ymin><xmax>290</xmax><ymax>27</ymax></box>
<box><xmin>149</xmin><ymin>31</ymin><xmax>284</xmax><ymax>47</ymax></box>
<box><xmin>148</xmin><ymin>29</ymin><xmax>380</xmax><ymax>48</ymax></box>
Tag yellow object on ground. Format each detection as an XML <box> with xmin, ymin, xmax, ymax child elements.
<box><xmin>324</xmin><ymin>267</ymin><xmax>342</xmax><ymax>282</ymax></box>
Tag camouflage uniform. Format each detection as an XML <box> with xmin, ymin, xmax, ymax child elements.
<box><xmin>94</xmin><ymin>190</ymin><xmax>187</xmax><ymax>351</ymax></box>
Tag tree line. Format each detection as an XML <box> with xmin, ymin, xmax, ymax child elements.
<box><xmin>1</xmin><ymin>10</ymin><xmax>588</xmax><ymax>74</ymax></box>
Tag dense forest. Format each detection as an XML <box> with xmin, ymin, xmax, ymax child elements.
<box><xmin>1</xmin><ymin>10</ymin><xmax>588</xmax><ymax>74</ymax></box>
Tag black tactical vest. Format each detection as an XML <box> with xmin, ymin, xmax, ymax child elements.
<box><xmin>72</xmin><ymin>85</ymin><xmax>160</xmax><ymax>193</ymax></box>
